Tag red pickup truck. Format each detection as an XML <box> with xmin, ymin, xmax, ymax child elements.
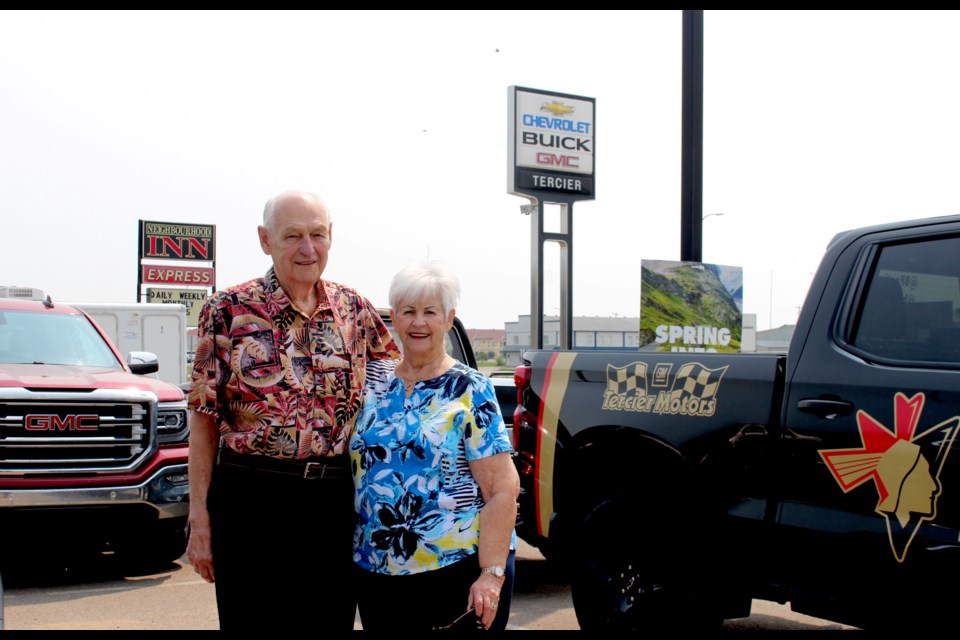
<box><xmin>0</xmin><ymin>289</ymin><xmax>190</xmax><ymax>570</ymax></box>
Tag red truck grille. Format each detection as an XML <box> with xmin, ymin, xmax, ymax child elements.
<box><xmin>0</xmin><ymin>390</ymin><xmax>156</xmax><ymax>474</ymax></box>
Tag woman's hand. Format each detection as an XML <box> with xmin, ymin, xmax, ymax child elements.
<box><xmin>469</xmin><ymin>572</ymin><xmax>504</xmax><ymax>629</ymax></box>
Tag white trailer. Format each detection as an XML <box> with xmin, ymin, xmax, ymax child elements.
<box><xmin>68</xmin><ymin>302</ymin><xmax>189</xmax><ymax>387</ymax></box>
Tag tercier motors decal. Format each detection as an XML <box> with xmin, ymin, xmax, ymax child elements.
<box><xmin>602</xmin><ymin>361</ymin><xmax>728</xmax><ymax>417</ymax></box>
<box><xmin>819</xmin><ymin>392</ymin><xmax>959</xmax><ymax>562</ymax></box>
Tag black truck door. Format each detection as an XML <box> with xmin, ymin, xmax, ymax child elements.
<box><xmin>775</xmin><ymin>222</ymin><xmax>960</xmax><ymax>626</ymax></box>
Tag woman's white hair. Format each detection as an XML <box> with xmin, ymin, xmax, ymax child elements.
<box><xmin>389</xmin><ymin>260</ymin><xmax>460</xmax><ymax>315</ymax></box>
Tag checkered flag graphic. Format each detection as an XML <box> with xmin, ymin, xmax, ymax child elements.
<box><xmin>668</xmin><ymin>362</ymin><xmax>727</xmax><ymax>402</ymax></box>
<box><xmin>606</xmin><ymin>362</ymin><xmax>648</xmax><ymax>396</ymax></box>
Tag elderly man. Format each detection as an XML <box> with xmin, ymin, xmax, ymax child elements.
<box><xmin>185</xmin><ymin>190</ymin><xmax>400</xmax><ymax>631</ymax></box>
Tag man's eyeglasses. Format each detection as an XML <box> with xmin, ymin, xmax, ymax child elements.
<box><xmin>432</xmin><ymin>606</ymin><xmax>483</xmax><ymax>631</ymax></box>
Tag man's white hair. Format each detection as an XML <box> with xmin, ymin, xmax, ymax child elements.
<box><xmin>262</xmin><ymin>190</ymin><xmax>329</xmax><ymax>232</ymax></box>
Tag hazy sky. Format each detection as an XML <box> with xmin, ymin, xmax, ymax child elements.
<box><xmin>3</xmin><ymin>10</ymin><xmax>960</xmax><ymax>331</ymax></box>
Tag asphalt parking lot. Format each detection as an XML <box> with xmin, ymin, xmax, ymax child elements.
<box><xmin>1</xmin><ymin>538</ymin><xmax>855</xmax><ymax>631</ymax></box>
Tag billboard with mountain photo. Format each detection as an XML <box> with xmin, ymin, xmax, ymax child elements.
<box><xmin>639</xmin><ymin>260</ymin><xmax>743</xmax><ymax>352</ymax></box>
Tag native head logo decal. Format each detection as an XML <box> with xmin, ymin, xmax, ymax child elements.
<box><xmin>819</xmin><ymin>391</ymin><xmax>959</xmax><ymax>562</ymax></box>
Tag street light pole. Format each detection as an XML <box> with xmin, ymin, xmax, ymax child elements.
<box><xmin>770</xmin><ymin>269</ymin><xmax>774</xmax><ymax>330</ymax></box>
<box><xmin>700</xmin><ymin>213</ymin><xmax>724</xmax><ymax>262</ymax></box>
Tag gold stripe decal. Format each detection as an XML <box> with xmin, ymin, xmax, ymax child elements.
<box><xmin>536</xmin><ymin>352</ymin><xmax>578</xmax><ymax>538</ymax></box>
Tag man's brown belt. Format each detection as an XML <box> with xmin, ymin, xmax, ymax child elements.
<box><xmin>216</xmin><ymin>449</ymin><xmax>350</xmax><ymax>480</ymax></box>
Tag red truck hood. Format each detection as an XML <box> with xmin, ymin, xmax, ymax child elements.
<box><xmin>0</xmin><ymin>363</ymin><xmax>184</xmax><ymax>401</ymax></box>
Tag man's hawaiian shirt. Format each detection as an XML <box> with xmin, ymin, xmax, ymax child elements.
<box><xmin>189</xmin><ymin>267</ymin><xmax>401</xmax><ymax>459</ymax></box>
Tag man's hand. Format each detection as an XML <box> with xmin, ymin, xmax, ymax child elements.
<box><xmin>186</xmin><ymin>522</ymin><xmax>215</xmax><ymax>583</ymax></box>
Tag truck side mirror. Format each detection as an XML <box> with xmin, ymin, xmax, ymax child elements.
<box><xmin>128</xmin><ymin>350</ymin><xmax>160</xmax><ymax>376</ymax></box>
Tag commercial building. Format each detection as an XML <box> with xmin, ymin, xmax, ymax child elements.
<box><xmin>501</xmin><ymin>314</ymin><xmax>793</xmax><ymax>367</ymax></box>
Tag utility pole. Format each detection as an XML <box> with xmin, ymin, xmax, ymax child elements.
<box><xmin>680</xmin><ymin>9</ymin><xmax>704</xmax><ymax>262</ymax></box>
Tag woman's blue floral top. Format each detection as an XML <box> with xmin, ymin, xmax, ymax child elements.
<box><xmin>350</xmin><ymin>358</ymin><xmax>513</xmax><ymax>575</ymax></box>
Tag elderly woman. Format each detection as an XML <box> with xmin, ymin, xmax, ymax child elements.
<box><xmin>350</xmin><ymin>260</ymin><xmax>520</xmax><ymax>632</ymax></box>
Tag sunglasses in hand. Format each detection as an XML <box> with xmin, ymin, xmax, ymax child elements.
<box><xmin>432</xmin><ymin>606</ymin><xmax>485</xmax><ymax>631</ymax></box>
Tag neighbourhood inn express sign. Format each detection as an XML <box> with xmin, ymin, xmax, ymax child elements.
<box><xmin>138</xmin><ymin>219</ymin><xmax>216</xmax><ymax>296</ymax></box>
<box><xmin>508</xmin><ymin>86</ymin><xmax>595</xmax><ymax>199</ymax></box>
<box><xmin>140</xmin><ymin>221</ymin><xmax>215</xmax><ymax>261</ymax></box>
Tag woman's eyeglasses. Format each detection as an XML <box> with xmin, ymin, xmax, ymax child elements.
<box><xmin>432</xmin><ymin>606</ymin><xmax>484</xmax><ymax>631</ymax></box>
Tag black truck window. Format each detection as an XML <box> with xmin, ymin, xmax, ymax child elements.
<box><xmin>853</xmin><ymin>235</ymin><xmax>960</xmax><ymax>365</ymax></box>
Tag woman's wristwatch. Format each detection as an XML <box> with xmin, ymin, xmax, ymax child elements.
<box><xmin>480</xmin><ymin>565</ymin><xmax>506</xmax><ymax>580</ymax></box>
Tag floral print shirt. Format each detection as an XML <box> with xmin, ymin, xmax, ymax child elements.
<box><xmin>189</xmin><ymin>267</ymin><xmax>401</xmax><ymax>459</ymax></box>
<box><xmin>350</xmin><ymin>358</ymin><xmax>514</xmax><ymax>575</ymax></box>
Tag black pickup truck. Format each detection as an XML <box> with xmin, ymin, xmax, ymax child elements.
<box><xmin>511</xmin><ymin>213</ymin><xmax>960</xmax><ymax>631</ymax></box>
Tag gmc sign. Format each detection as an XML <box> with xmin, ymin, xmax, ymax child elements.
<box><xmin>25</xmin><ymin>414</ymin><xmax>98</xmax><ymax>431</ymax></box>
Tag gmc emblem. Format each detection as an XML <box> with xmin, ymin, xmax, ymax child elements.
<box><xmin>25</xmin><ymin>414</ymin><xmax>99</xmax><ymax>431</ymax></box>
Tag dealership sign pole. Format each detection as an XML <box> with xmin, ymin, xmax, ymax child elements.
<box><xmin>508</xmin><ymin>86</ymin><xmax>595</xmax><ymax>349</ymax></box>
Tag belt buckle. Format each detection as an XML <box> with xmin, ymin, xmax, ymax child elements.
<box><xmin>304</xmin><ymin>462</ymin><xmax>325</xmax><ymax>479</ymax></box>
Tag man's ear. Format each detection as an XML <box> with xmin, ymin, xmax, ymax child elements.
<box><xmin>258</xmin><ymin>225</ymin><xmax>271</xmax><ymax>255</ymax></box>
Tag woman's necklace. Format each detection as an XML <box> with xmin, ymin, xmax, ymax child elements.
<box><xmin>397</xmin><ymin>356</ymin><xmax>449</xmax><ymax>394</ymax></box>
